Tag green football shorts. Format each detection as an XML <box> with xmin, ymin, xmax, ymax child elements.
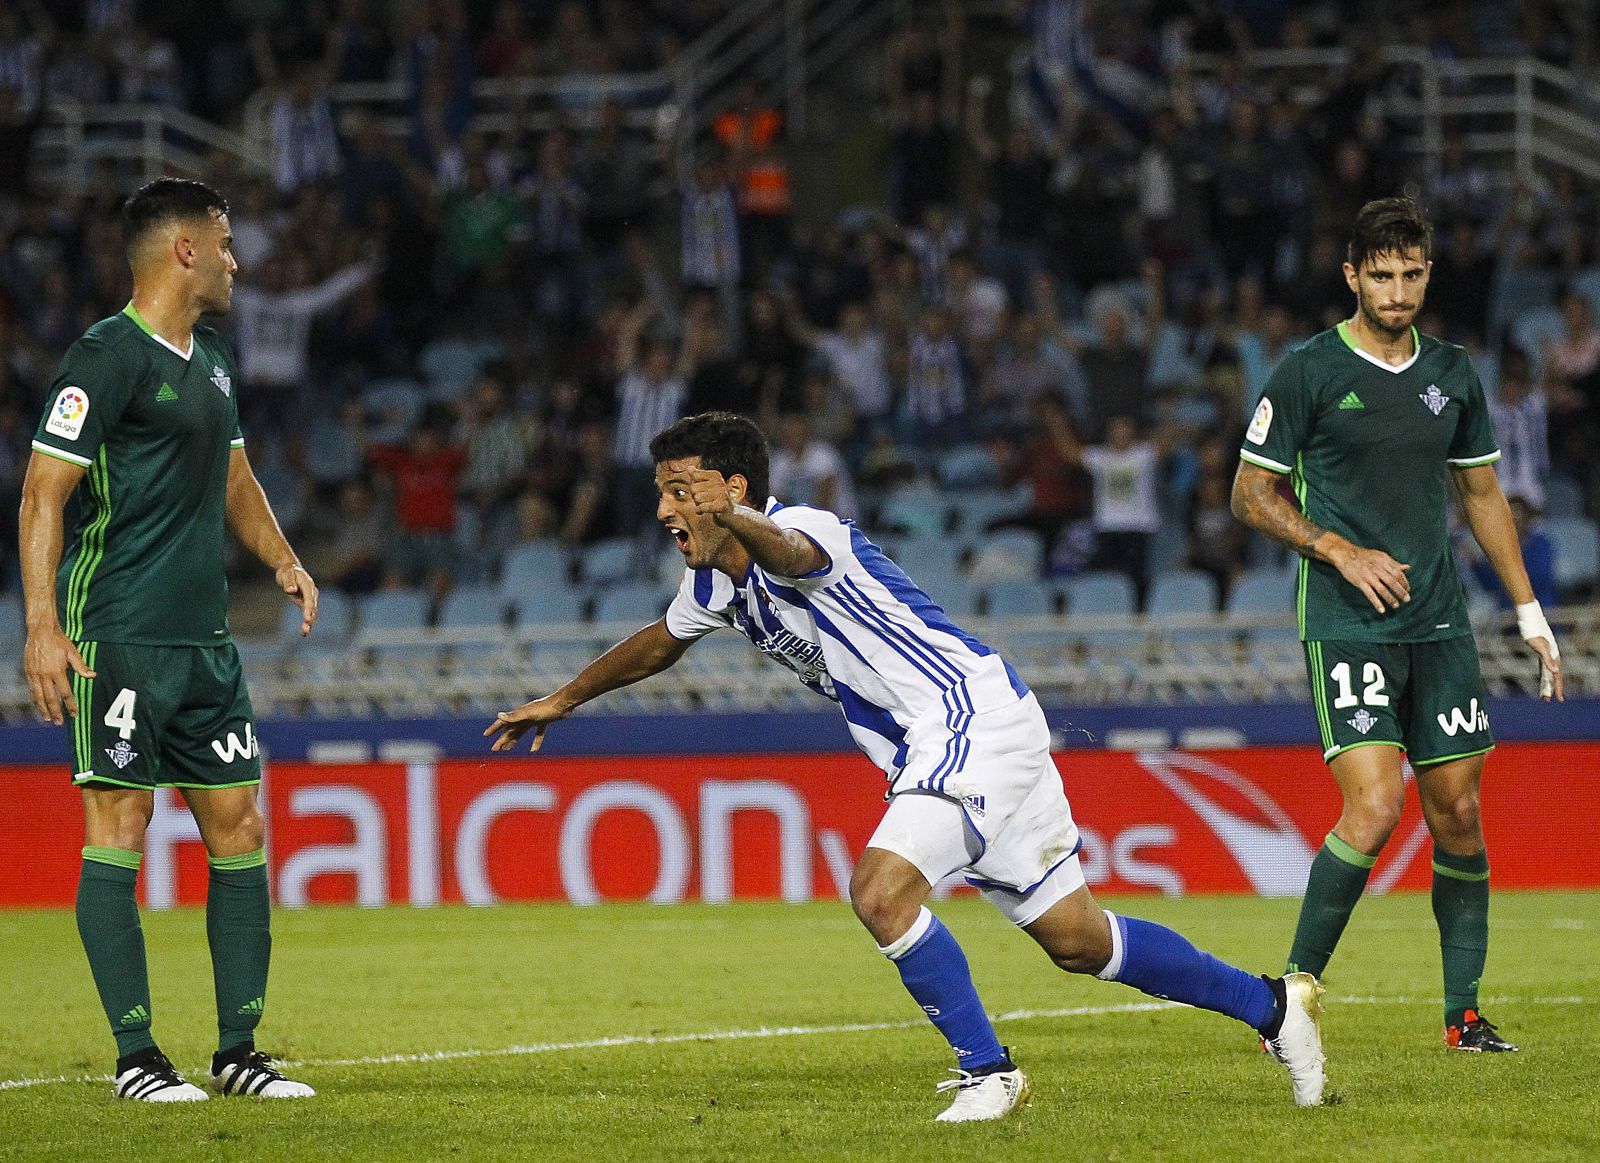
<box><xmin>69</xmin><ymin>641</ymin><xmax>261</xmax><ymax>790</ymax></box>
<box><xmin>1303</xmin><ymin>636</ymin><xmax>1495</xmax><ymax>766</ymax></box>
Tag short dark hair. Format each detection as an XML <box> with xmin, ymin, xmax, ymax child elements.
<box><xmin>650</xmin><ymin>411</ymin><xmax>770</xmax><ymax>504</ymax></box>
<box><xmin>122</xmin><ymin>177</ymin><xmax>229</xmax><ymax>254</ymax></box>
<box><xmin>1347</xmin><ymin>197</ymin><xmax>1432</xmax><ymax>270</ymax></box>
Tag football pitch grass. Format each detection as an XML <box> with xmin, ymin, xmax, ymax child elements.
<box><xmin>2</xmin><ymin>892</ymin><xmax>1597</xmax><ymax>1162</ymax></box>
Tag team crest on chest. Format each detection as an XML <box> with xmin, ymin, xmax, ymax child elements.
<box><xmin>1418</xmin><ymin>384</ymin><xmax>1449</xmax><ymax>415</ymax></box>
<box><xmin>210</xmin><ymin>366</ymin><xmax>232</xmax><ymax>396</ymax></box>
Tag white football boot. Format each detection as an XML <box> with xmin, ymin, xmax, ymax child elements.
<box><xmin>113</xmin><ymin>1051</ymin><xmax>209</xmax><ymax>1102</ymax></box>
<box><xmin>211</xmin><ymin>1050</ymin><xmax>316</xmax><ymax>1098</ymax></box>
<box><xmin>1262</xmin><ymin>971</ymin><xmax>1327</xmax><ymax>1107</ymax></box>
<box><xmin>934</xmin><ymin>1065</ymin><xmax>1032</xmax><ymax>1122</ymax></box>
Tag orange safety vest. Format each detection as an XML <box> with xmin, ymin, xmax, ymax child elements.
<box><xmin>714</xmin><ymin>107</ymin><xmax>791</xmax><ymax>215</ymax></box>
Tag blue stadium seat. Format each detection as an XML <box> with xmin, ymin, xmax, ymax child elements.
<box><xmin>591</xmin><ymin>581</ymin><xmax>671</xmax><ymax>623</ymax></box>
<box><xmin>419</xmin><ymin>337</ymin><xmax>500</xmax><ymax>404</ymax></box>
<box><xmin>510</xmin><ymin>585</ymin><xmax>588</xmax><ymax>626</ymax></box>
<box><xmin>502</xmin><ymin>540</ymin><xmax>573</xmax><ymax>593</ymax></box>
<box><xmin>1225</xmin><ymin>566</ymin><xmax>1296</xmax><ymax>616</ymax></box>
<box><xmin>925</xmin><ymin>576</ymin><xmax>984</xmax><ymax>618</ymax></box>
<box><xmin>968</xmin><ymin>528</ymin><xmax>1045</xmax><ymax>581</ymax></box>
<box><xmin>577</xmin><ymin>537</ymin><xmax>639</xmax><ymax>585</ymax></box>
<box><xmin>984</xmin><ymin>579</ymin><xmax>1059</xmax><ymax>617</ymax></box>
<box><xmin>936</xmin><ymin>443</ymin><xmax>1002</xmax><ymax>489</ymax></box>
<box><xmin>1147</xmin><ymin>569</ymin><xmax>1220</xmax><ymax>616</ymax></box>
<box><xmin>891</xmin><ymin>537</ymin><xmax>967</xmax><ymax>588</ymax></box>
<box><xmin>438</xmin><ymin>585</ymin><xmax>508</xmax><ymax>629</ymax></box>
<box><xmin>1546</xmin><ymin>515</ymin><xmax>1600</xmax><ymax>596</ymax></box>
<box><xmin>1509</xmin><ymin>305</ymin><xmax>1564</xmax><ymax>369</ymax></box>
<box><xmin>1065</xmin><ymin>572</ymin><xmax>1136</xmax><ymax>616</ymax></box>
<box><xmin>948</xmin><ymin>487</ymin><xmax>1029</xmax><ymax>537</ymax></box>
<box><xmin>880</xmin><ymin>487</ymin><xmax>951</xmax><ymax>537</ymax></box>
<box><xmin>360</xmin><ymin>377</ymin><xmax>426</xmax><ymax>445</ymax></box>
<box><xmin>359</xmin><ymin>589</ymin><xmax>431</xmax><ymax>632</ymax></box>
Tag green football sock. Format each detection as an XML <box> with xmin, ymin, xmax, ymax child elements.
<box><xmin>76</xmin><ymin>847</ymin><xmax>157</xmax><ymax>1058</ymax></box>
<box><xmin>1432</xmin><ymin>846</ymin><xmax>1490</xmax><ymax>1027</ymax></box>
<box><xmin>207</xmin><ymin>849</ymin><xmax>271</xmax><ymax>1054</ymax></box>
<box><xmin>1285</xmin><ymin>833</ymin><xmax>1374</xmax><ymax>977</ymax></box>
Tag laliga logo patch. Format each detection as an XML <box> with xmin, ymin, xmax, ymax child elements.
<box><xmin>1245</xmin><ymin>397</ymin><xmax>1273</xmax><ymax>445</ymax></box>
<box><xmin>45</xmin><ymin>387</ymin><xmax>89</xmax><ymax>440</ymax></box>
<box><xmin>211</xmin><ymin>366</ymin><xmax>232</xmax><ymax>396</ymax></box>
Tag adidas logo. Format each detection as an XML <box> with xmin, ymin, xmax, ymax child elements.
<box><xmin>1337</xmin><ymin>391</ymin><xmax>1364</xmax><ymax>410</ymax></box>
<box><xmin>237</xmin><ymin>996</ymin><xmax>264</xmax><ymax>1016</ymax></box>
<box><xmin>155</xmin><ymin>382</ymin><xmax>178</xmax><ymax>402</ymax></box>
<box><xmin>120</xmin><ymin>1004</ymin><xmax>150</xmax><ymax>1026</ymax></box>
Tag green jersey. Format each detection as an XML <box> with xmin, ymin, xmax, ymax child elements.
<box><xmin>1239</xmin><ymin>322</ymin><xmax>1500</xmax><ymax>643</ymax></box>
<box><xmin>32</xmin><ymin>304</ymin><xmax>245</xmax><ymax>646</ymax></box>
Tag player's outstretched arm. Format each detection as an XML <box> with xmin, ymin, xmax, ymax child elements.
<box><xmin>224</xmin><ymin>446</ymin><xmax>319</xmax><ymax>636</ymax></box>
<box><xmin>486</xmin><ymin>618</ymin><xmax>693</xmax><ymax>752</ymax></box>
<box><xmin>1453</xmin><ymin>464</ymin><xmax>1564</xmax><ymax>701</ymax></box>
<box><xmin>18</xmin><ymin>451</ymin><xmax>97</xmax><ymax>725</ymax></box>
<box><xmin>1231</xmin><ymin>460</ymin><xmax>1411</xmax><ymax>614</ymax></box>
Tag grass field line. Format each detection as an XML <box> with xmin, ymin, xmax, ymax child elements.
<box><xmin>1</xmin><ymin>994</ymin><xmax>1587</xmax><ymax>1095</ymax></box>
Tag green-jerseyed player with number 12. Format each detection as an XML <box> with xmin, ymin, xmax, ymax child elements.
<box><xmin>18</xmin><ymin>178</ymin><xmax>320</xmax><ymax>1101</ymax></box>
<box><xmin>1231</xmin><ymin>197</ymin><xmax>1565</xmax><ymax>1054</ymax></box>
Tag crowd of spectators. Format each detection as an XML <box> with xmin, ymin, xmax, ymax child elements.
<box><xmin>2</xmin><ymin>0</ymin><xmax>1598</xmax><ymax>620</ymax></box>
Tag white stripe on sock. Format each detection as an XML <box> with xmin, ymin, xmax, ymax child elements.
<box><xmin>877</xmin><ymin>906</ymin><xmax>935</xmax><ymax>960</ymax></box>
<box><xmin>1095</xmin><ymin>910</ymin><xmax>1125</xmax><ymax>981</ymax></box>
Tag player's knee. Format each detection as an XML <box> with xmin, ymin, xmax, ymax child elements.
<box><xmin>1045</xmin><ymin>913</ymin><xmax>1113</xmax><ymax>975</ymax></box>
<box><xmin>1341</xmin><ymin>792</ymin><xmax>1403</xmax><ymax>851</ymax></box>
<box><xmin>849</xmin><ymin>872</ymin><xmax>921</xmax><ymax>945</ymax></box>
<box><xmin>207</xmin><ymin>804</ymin><xmax>265</xmax><ymax>857</ymax></box>
<box><xmin>1430</xmin><ymin>791</ymin><xmax>1482</xmax><ymax>845</ymax></box>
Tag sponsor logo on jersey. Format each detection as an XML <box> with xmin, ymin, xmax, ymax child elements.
<box><xmin>210</xmin><ymin>723</ymin><xmax>258</xmax><ymax>762</ymax></box>
<box><xmin>1437</xmin><ymin>699</ymin><xmax>1489</xmax><ymax>736</ymax></box>
<box><xmin>1347</xmin><ymin>709</ymin><xmax>1378</xmax><ymax>735</ymax></box>
<box><xmin>211</xmin><ymin>366</ymin><xmax>232</xmax><ymax>396</ymax></box>
<box><xmin>1337</xmin><ymin>391</ymin><xmax>1364</xmax><ymax>410</ymax></box>
<box><xmin>45</xmin><ymin>387</ymin><xmax>89</xmax><ymax>440</ymax></box>
<box><xmin>1245</xmin><ymin>397</ymin><xmax>1273</xmax><ymax>445</ymax></box>
<box><xmin>155</xmin><ymin>381</ymin><xmax>179</xmax><ymax>402</ymax></box>
<box><xmin>962</xmin><ymin>794</ymin><xmax>987</xmax><ymax>817</ymax></box>
<box><xmin>105</xmin><ymin>740</ymin><xmax>139</xmax><ymax>769</ymax></box>
<box><xmin>1419</xmin><ymin>384</ymin><xmax>1450</xmax><ymax>415</ymax></box>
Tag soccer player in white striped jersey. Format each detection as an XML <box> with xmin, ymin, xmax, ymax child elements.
<box><xmin>487</xmin><ymin>412</ymin><xmax>1328</xmax><ymax>1119</ymax></box>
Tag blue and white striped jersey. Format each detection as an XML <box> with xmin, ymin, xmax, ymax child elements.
<box><xmin>665</xmin><ymin>500</ymin><xmax>1029</xmax><ymax>774</ymax></box>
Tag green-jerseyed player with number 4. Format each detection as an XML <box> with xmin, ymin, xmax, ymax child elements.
<box><xmin>1232</xmin><ymin>197</ymin><xmax>1565</xmax><ymax>1055</ymax></box>
<box><xmin>19</xmin><ymin>179</ymin><xmax>319</xmax><ymax>1101</ymax></box>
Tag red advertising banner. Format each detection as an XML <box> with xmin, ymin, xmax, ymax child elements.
<box><xmin>4</xmin><ymin>744</ymin><xmax>1597</xmax><ymax>908</ymax></box>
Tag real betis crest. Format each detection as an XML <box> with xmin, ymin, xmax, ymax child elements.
<box><xmin>211</xmin><ymin>366</ymin><xmax>232</xmax><ymax>396</ymax></box>
<box><xmin>1419</xmin><ymin>384</ymin><xmax>1449</xmax><ymax>415</ymax></box>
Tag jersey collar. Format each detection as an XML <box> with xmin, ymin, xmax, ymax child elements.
<box><xmin>1337</xmin><ymin>319</ymin><xmax>1418</xmax><ymax>374</ymax></box>
<box><xmin>123</xmin><ymin>301</ymin><xmax>194</xmax><ymax>362</ymax></box>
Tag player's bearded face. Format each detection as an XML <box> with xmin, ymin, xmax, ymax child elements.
<box><xmin>1349</xmin><ymin>247</ymin><xmax>1430</xmax><ymax>339</ymax></box>
<box><xmin>199</xmin><ymin>212</ymin><xmax>237</xmax><ymax>313</ymax></box>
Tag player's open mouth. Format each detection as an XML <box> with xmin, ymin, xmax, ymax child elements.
<box><xmin>668</xmin><ymin>525</ymin><xmax>690</xmax><ymax>552</ymax></box>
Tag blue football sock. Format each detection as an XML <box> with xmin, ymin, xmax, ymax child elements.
<box><xmin>1099</xmin><ymin>911</ymin><xmax>1278</xmax><ymax>1033</ymax></box>
<box><xmin>879</xmin><ymin>907</ymin><xmax>1007</xmax><ymax>1072</ymax></box>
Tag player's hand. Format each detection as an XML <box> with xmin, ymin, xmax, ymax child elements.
<box><xmin>685</xmin><ymin>467</ymin><xmax>735</xmax><ymax>521</ymax></box>
<box><xmin>1526</xmin><ymin>634</ymin><xmax>1564</xmax><ymax>702</ymax></box>
<box><xmin>277</xmin><ymin>563</ymin><xmax>319</xmax><ymax>636</ymax></box>
<box><xmin>23</xmin><ymin>627</ymin><xmax>96</xmax><ymax>727</ymax></box>
<box><xmin>1330</xmin><ymin>545</ymin><xmax>1411</xmax><ymax>613</ymax></box>
<box><xmin>484</xmin><ymin>696</ymin><xmax>566</xmax><ymax>753</ymax></box>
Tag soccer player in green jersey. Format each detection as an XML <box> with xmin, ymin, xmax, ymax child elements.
<box><xmin>18</xmin><ymin>178</ymin><xmax>320</xmax><ymax>1101</ymax></box>
<box><xmin>1231</xmin><ymin>197</ymin><xmax>1565</xmax><ymax>1053</ymax></box>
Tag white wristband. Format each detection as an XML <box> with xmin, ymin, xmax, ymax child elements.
<box><xmin>1514</xmin><ymin>601</ymin><xmax>1559</xmax><ymax>658</ymax></box>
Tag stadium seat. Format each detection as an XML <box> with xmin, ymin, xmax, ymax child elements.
<box><xmin>1225</xmin><ymin>566</ymin><xmax>1296</xmax><ymax>616</ymax></box>
<box><xmin>879</xmin><ymin>486</ymin><xmax>951</xmax><ymax>537</ymax></box>
<box><xmin>1065</xmin><ymin>571</ymin><xmax>1136</xmax><ymax>616</ymax></box>
<box><xmin>360</xmin><ymin>378</ymin><xmax>426</xmax><ymax>445</ymax></box>
<box><xmin>1509</xmin><ymin>304</ymin><xmax>1564</xmax><ymax>364</ymax></box>
<box><xmin>936</xmin><ymin>443</ymin><xmax>1002</xmax><ymax>489</ymax></box>
<box><xmin>1545</xmin><ymin>476</ymin><xmax>1584</xmax><ymax>518</ymax></box>
<box><xmin>984</xmin><ymin>579</ymin><xmax>1059</xmax><ymax>617</ymax></box>
<box><xmin>968</xmin><ymin>528</ymin><xmax>1045</xmax><ymax>581</ymax></box>
<box><xmin>891</xmin><ymin>537</ymin><xmax>968</xmax><ymax>589</ymax></box>
<box><xmin>948</xmin><ymin>486</ymin><xmax>1029</xmax><ymax>537</ymax></box>
<box><xmin>502</xmin><ymin>540</ymin><xmax>573</xmax><ymax>593</ymax></box>
<box><xmin>925</xmin><ymin>575</ymin><xmax>984</xmax><ymax>618</ymax></box>
<box><xmin>510</xmin><ymin>585</ymin><xmax>588</xmax><ymax>626</ymax></box>
<box><xmin>577</xmin><ymin>537</ymin><xmax>640</xmax><ymax>585</ymax></box>
<box><xmin>1147</xmin><ymin>569</ymin><xmax>1221</xmax><ymax>616</ymax></box>
<box><xmin>359</xmin><ymin>589</ymin><xmax>431</xmax><ymax>632</ymax></box>
<box><xmin>438</xmin><ymin>585</ymin><xmax>509</xmax><ymax>629</ymax></box>
<box><xmin>1546</xmin><ymin>515</ymin><xmax>1600</xmax><ymax>596</ymax></box>
<box><xmin>592</xmin><ymin>581</ymin><xmax>671</xmax><ymax>623</ymax></box>
<box><xmin>419</xmin><ymin>337</ymin><xmax>501</xmax><ymax>403</ymax></box>
<box><xmin>0</xmin><ymin>594</ymin><xmax>22</xmax><ymax>651</ymax></box>
<box><xmin>1488</xmin><ymin>267</ymin><xmax>1559</xmax><ymax>345</ymax></box>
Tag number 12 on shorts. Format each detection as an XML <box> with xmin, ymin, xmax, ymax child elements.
<box><xmin>1329</xmin><ymin>661</ymin><xmax>1389</xmax><ymax>708</ymax></box>
<box><xmin>104</xmin><ymin>688</ymin><xmax>137</xmax><ymax>740</ymax></box>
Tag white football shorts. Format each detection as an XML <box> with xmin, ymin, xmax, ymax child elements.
<box><xmin>869</xmin><ymin>692</ymin><xmax>1085</xmax><ymax>926</ymax></box>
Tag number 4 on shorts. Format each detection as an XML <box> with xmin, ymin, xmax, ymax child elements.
<box><xmin>104</xmin><ymin>688</ymin><xmax>137</xmax><ymax>740</ymax></box>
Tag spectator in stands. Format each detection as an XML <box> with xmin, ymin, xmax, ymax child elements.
<box><xmin>680</xmin><ymin>153</ymin><xmax>742</xmax><ymax>334</ymax></box>
<box><xmin>456</xmin><ymin>367</ymin><xmax>532</xmax><ymax>541</ymax></box>
<box><xmin>1470</xmin><ymin>492</ymin><xmax>1558</xmax><ymax>610</ymax></box>
<box><xmin>943</xmin><ymin>248</ymin><xmax>1008</xmax><ymax>351</ymax></box>
<box><xmin>979</xmin><ymin>310</ymin><xmax>1086</xmax><ymax>435</ymax></box>
<box><xmin>902</xmin><ymin>305</ymin><xmax>968</xmax><ymax>446</ymax></box>
<box><xmin>965</xmin><ymin>75</ymin><xmax>1055</xmax><ymax>305</ymax></box>
<box><xmin>112</xmin><ymin>20</ymin><xmax>181</xmax><ymax>107</ymax></box>
<box><xmin>1186</xmin><ymin>469</ymin><xmax>1249</xmax><ymax>606</ymax></box>
<box><xmin>476</xmin><ymin>0</ymin><xmax>535</xmax><ymax>78</ymax></box>
<box><xmin>1543</xmin><ymin>289</ymin><xmax>1600</xmax><ymax>385</ymax></box>
<box><xmin>1075</xmin><ymin>290</ymin><xmax>1151</xmax><ymax>442</ymax></box>
<box><xmin>769</xmin><ymin>412</ymin><xmax>858</xmax><ymax>518</ymax></box>
<box><xmin>987</xmin><ymin>393</ymin><xmax>1093</xmax><ymax>572</ymax></box>
<box><xmin>713</xmin><ymin>79</ymin><xmax>793</xmax><ymax>288</ymax></box>
<box><xmin>0</xmin><ymin>3</ymin><xmax>49</xmax><ymax>121</ymax></box>
<box><xmin>1084</xmin><ymin>415</ymin><xmax>1170</xmax><ymax>607</ymax></box>
<box><xmin>1489</xmin><ymin>347</ymin><xmax>1550</xmax><ymax>513</ymax></box>
<box><xmin>786</xmin><ymin>296</ymin><xmax>892</xmax><ymax>440</ymax></box>
<box><xmin>307</xmin><ymin>477</ymin><xmax>390</xmax><ymax>596</ymax></box>
<box><xmin>612</xmin><ymin>300</ymin><xmax>688</xmax><ymax>536</ymax></box>
<box><xmin>231</xmin><ymin>245</ymin><xmax>379</xmax><ymax>396</ymax></box>
<box><xmin>369</xmin><ymin>409</ymin><xmax>467</xmax><ymax>597</ymax></box>
<box><xmin>889</xmin><ymin>90</ymin><xmax>959</xmax><ymax>227</ymax></box>
<box><xmin>253</xmin><ymin>30</ymin><xmax>342</xmax><ymax>194</ymax></box>
<box><xmin>327</xmin><ymin>0</ymin><xmax>396</xmax><ymax>85</ymax></box>
<box><xmin>579</xmin><ymin>97</ymin><xmax>656</xmax><ymax>269</ymax></box>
